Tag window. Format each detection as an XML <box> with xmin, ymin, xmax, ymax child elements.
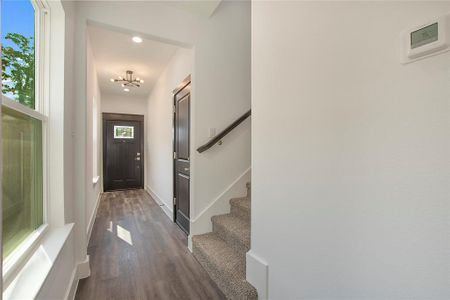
<box><xmin>2</xmin><ymin>0</ymin><xmax>47</xmax><ymax>259</ymax></box>
<box><xmin>114</xmin><ymin>125</ymin><xmax>134</xmax><ymax>139</ymax></box>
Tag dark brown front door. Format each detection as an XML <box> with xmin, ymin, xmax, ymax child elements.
<box><xmin>174</xmin><ymin>80</ymin><xmax>191</xmax><ymax>234</ymax></box>
<box><xmin>103</xmin><ymin>113</ymin><xmax>144</xmax><ymax>192</ymax></box>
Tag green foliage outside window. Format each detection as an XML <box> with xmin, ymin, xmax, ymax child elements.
<box><xmin>2</xmin><ymin>33</ymin><xmax>35</xmax><ymax>109</ymax></box>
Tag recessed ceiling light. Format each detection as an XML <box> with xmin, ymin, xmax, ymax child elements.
<box><xmin>132</xmin><ymin>36</ymin><xmax>143</xmax><ymax>43</ymax></box>
<box><xmin>124</xmin><ymin>88</ymin><xmax>130</xmax><ymax>92</ymax></box>
<box><xmin>110</xmin><ymin>78</ymin><xmax>115</xmax><ymax>82</ymax></box>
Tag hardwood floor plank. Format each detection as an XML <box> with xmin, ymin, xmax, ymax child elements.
<box><xmin>75</xmin><ymin>189</ymin><xmax>225</xmax><ymax>300</ymax></box>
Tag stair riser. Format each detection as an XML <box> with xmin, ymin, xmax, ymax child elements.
<box><xmin>230</xmin><ymin>204</ymin><xmax>250</xmax><ymax>221</ymax></box>
<box><xmin>212</xmin><ymin>221</ymin><xmax>250</xmax><ymax>255</ymax></box>
<box><xmin>192</xmin><ymin>243</ymin><xmax>255</xmax><ymax>300</ymax></box>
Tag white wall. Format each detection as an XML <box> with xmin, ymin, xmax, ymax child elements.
<box><xmin>101</xmin><ymin>93</ymin><xmax>148</xmax><ymax>116</ymax></box>
<box><xmin>72</xmin><ymin>1</ymin><xmax>88</xmax><ymax>271</ymax></box>
<box><xmin>86</xmin><ymin>35</ymin><xmax>102</xmax><ymax>241</ymax></box>
<box><xmin>143</xmin><ymin>1</ymin><xmax>251</xmax><ymax>234</ymax></box>
<box><xmin>145</xmin><ymin>47</ymin><xmax>193</xmax><ymax>218</ymax></box>
<box><xmin>62</xmin><ymin>0</ymin><xmax>75</xmax><ymax>225</ymax></box>
<box><xmin>190</xmin><ymin>0</ymin><xmax>251</xmax><ymax>235</ymax></box>
<box><xmin>251</xmin><ymin>1</ymin><xmax>450</xmax><ymax>299</ymax></box>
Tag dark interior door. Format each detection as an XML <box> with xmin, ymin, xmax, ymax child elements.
<box><xmin>174</xmin><ymin>81</ymin><xmax>191</xmax><ymax>234</ymax></box>
<box><xmin>103</xmin><ymin>114</ymin><xmax>144</xmax><ymax>192</ymax></box>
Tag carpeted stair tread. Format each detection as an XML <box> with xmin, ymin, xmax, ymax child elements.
<box><xmin>230</xmin><ymin>197</ymin><xmax>251</xmax><ymax>221</ymax></box>
<box><xmin>192</xmin><ymin>233</ymin><xmax>257</xmax><ymax>300</ymax></box>
<box><xmin>212</xmin><ymin>214</ymin><xmax>250</xmax><ymax>253</ymax></box>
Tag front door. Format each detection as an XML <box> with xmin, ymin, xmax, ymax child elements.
<box><xmin>174</xmin><ymin>79</ymin><xmax>191</xmax><ymax>234</ymax></box>
<box><xmin>103</xmin><ymin>113</ymin><xmax>144</xmax><ymax>191</ymax></box>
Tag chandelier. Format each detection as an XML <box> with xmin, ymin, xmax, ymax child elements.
<box><xmin>110</xmin><ymin>70</ymin><xmax>144</xmax><ymax>89</ymax></box>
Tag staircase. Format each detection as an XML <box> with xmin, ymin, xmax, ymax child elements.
<box><xmin>192</xmin><ymin>183</ymin><xmax>257</xmax><ymax>300</ymax></box>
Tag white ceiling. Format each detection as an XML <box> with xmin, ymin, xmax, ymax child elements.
<box><xmin>162</xmin><ymin>0</ymin><xmax>222</xmax><ymax>17</ymax></box>
<box><xmin>88</xmin><ymin>25</ymin><xmax>179</xmax><ymax>98</ymax></box>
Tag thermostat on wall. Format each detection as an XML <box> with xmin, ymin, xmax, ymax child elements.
<box><xmin>402</xmin><ymin>13</ymin><xmax>450</xmax><ymax>64</ymax></box>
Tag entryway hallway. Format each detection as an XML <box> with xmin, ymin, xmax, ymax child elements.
<box><xmin>75</xmin><ymin>190</ymin><xmax>225</xmax><ymax>300</ymax></box>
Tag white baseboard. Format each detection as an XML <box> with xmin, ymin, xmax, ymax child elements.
<box><xmin>145</xmin><ymin>185</ymin><xmax>173</xmax><ymax>221</ymax></box>
<box><xmin>64</xmin><ymin>255</ymin><xmax>90</xmax><ymax>300</ymax></box>
<box><xmin>64</xmin><ymin>266</ymin><xmax>79</xmax><ymax>300</ymax></box>
<box><xmin>190</xmin><ymin>167</ymin><xmax>251</xmax><ymax>236</ymax></box>
<box><xmin>86</xmin><ymin>192</ymin><xmax>102</xmax><ymax>243</ymax></box>
<box><xmin>76</xmin><ymin>256</ymin><xmax>90</xmax><ymax>279</ymax></box>
<box><xmin>187</xmin><ymin>235</ymin><xmax>193</xmax><ymax>252</ymax></box>
<box><xmin>246</xmin><ymin>250</ymin><xmax>269</xmax><ymax>300</ymax></box>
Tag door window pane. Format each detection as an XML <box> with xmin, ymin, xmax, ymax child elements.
<box><xmin>1</xmin><ymin>0</ymin><xmax>36</xmax><ymax>109</ymax></box>
<box><xmin>2</xmin><ymin>106</ymin><xmax>43</xmax><ymax>258</ymax></box>
<box><xmin>114</xmin><ymin>125</ymin><xmax>134</xmax><ymax>139</ymax></box>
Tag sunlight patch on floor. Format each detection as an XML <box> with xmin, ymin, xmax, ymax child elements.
<box><xmin>116</xmin><ymin>225</ymin><xmax>133</xmax><ymax>245</ymax></box>
<box><xmin>106</xmin><ymin>221</ymin><xmax>133</xmax><ymax>245</ymax></box>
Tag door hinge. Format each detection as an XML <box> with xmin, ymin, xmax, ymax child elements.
<box><xmin>173</xmin><ymin>105</ymin><xmax>176</xmax><ymax>114</ymax></box>
<box><xmin>173</xmin><ymin>197</ymin><xmax>176</xmax><ymax>205</ymax></box>
<box><xmin>173</xmin><ymin>152</ymin><xmax>177</xmax><ymax>159</ymax></box>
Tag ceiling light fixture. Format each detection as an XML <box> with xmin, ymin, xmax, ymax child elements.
<box><xmin>132</xmin><ymin>36</ymin><xmax>143</xmax><ymax>43</ymax></box>
<box><xmin>124</xmin><ymin>88</ymin><xmax>130</xmax><ymax>92</ymax></box>
<box><xmin>110</xmin><ymin>70</ymin><xmax>144</xmax><ymax>89</ymax></box>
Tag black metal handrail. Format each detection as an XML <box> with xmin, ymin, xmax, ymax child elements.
<box><xmin>197</xmin><ymin>109</ymin><xmax>251</xmax><ymax>153</ymax></box>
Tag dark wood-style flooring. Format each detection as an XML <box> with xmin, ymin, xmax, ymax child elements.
<box><xmin>75</xmin><ymin>189</ymin><xmax>225</xmax><ymax>300</ymax></box>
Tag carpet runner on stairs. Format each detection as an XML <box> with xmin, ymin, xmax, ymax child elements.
<box><xmin>192</xmin><ymin>184</ymin><xmax>257</xmax><ymax>300</ymax></box>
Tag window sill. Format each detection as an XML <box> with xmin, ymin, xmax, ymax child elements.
<box><xmin>93</xmin><ymin>176</ymin><xmax>100</xmax><ymax>185</ymax></box>
<box><xmin>3</xmin><ymin>224</ymin><xmax>49</xmax><ymax>287</ymax></box>
<box><xmin>3</xmin><ymin>223</ymin><xmax>74</xmax><ymax>299</ymax></box>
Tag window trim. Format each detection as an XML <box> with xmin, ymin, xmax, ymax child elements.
<box><xmin>1</xmin><ymin>96</ymin><xmax>47</xmax><ymax>123</ymax></box>
<box><xmin>32</xmin><ymin>0</ymin><xmax>50</xmax><ymax>227</ymax></box>
<box><xmin>32</xmin><ymin>0</ymin><xmax>50</xmax><ymax>115</ymax></box>
<box><xmin>1</xmin><ymin>0</ymin><xmax>51</xmax><ymax>288</ymax></box>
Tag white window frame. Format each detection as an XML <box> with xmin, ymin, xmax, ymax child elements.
<box><xmin>1</xmin><ymin>0</ymin><xmax>51</xmax><ymax>287</ymax></box>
